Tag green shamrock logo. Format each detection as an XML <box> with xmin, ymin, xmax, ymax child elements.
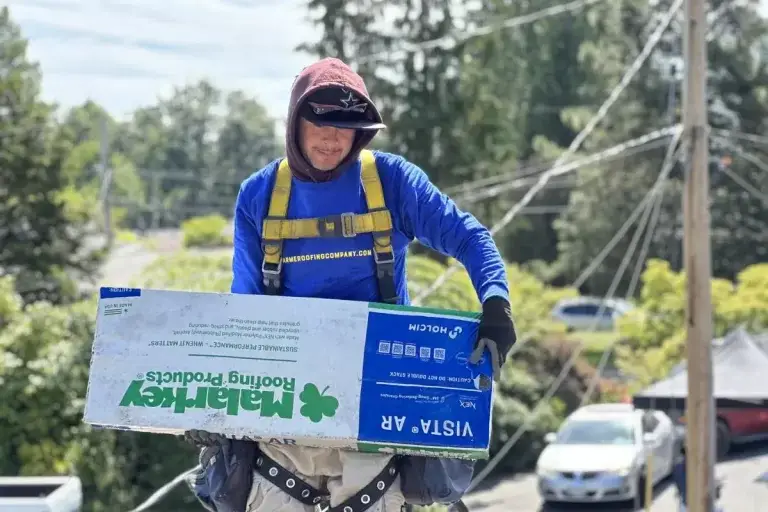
<box><xmin>299</xmin><ymin>383</ymin><xmax>339</xmax><ymax>423</ymax></box>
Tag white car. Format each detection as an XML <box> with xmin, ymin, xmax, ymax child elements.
<box><xmin>535</xmin><ymin>403</ymin><xmax>677</xmax><ymax>505</ymax></box>
<box><xmin>550</xmin><ymin>297</ymin><xmax>634</xmax><ymax>331</ymax></box>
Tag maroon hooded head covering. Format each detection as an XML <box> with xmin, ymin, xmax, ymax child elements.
<box><xmin>286</xmin><ymin>57</ymin><xmax>386</xmax><ymax>182</ymax></box>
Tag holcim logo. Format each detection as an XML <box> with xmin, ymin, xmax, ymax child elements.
<box><xmin>408</xmin><ymin>324</ymin><xmax>463</xmax><ymax>339</ymax></box>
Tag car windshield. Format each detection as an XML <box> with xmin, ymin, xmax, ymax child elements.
<box><xmin>555</xmin><ymin>418</ymin><xmax>636</xmax><ymax>445</ymax></box>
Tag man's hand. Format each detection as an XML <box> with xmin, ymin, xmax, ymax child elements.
<box><xmin>469</xmin><ymin>296</ymin><xmax>516</xmax><ymax>382</ymax></box>
<box><xmin>182</xmin><ymin>430</ymin><xmax>230</xmax><ymax>469</ymax></box>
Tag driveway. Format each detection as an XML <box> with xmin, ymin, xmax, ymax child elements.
<box><xmin>463</xmin><ymin>442</ymin><xmax>768</xmax><ymax>511</ymax></box>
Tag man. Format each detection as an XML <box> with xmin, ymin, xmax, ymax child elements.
<box><xmin>672</xmin><ymin>440</ymin><xmax>724</xmax><ymax>512</ymax></box>
<box><xmin>186</xmin><ymin>57</ymin><xmax>516</xmax><ymax>512</ymax></box>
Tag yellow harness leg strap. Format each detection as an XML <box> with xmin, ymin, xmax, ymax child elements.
<box><xmin>260</xmin><ymin>151</ymin><xmax>398</xmax><ymax>303</ymax></box>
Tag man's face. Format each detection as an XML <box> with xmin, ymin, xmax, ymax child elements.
<box><xmin>299</xmin><ymin>117</ymin><xmax>356</xmax><ymax>171</ymax></box>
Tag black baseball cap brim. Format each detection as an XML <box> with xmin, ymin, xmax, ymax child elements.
<box><xmin>299</xmin><ymin>87</ymin><xmax>386</xmax><ymax>130</ymax></box>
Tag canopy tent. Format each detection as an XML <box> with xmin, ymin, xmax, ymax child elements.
<box><xmin>633</xmin><ymin>327</ymin><xmax>768</xmax><ymax>409</ymax></box>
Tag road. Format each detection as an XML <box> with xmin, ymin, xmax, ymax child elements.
<box><xmin>463</xmin><ymin>442</ymin><xmax>768</xmax><ymax>512</ymax></box>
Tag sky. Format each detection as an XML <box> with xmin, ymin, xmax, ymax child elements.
<box><xmin>7</xmin><ymin>0</ymin><xmax>768</xmax><ymax>125</ymax></box>
<box><xmin>7</xmin><ymin>0</ymin><xmax>322</xmax><ymax>123</ymax></box>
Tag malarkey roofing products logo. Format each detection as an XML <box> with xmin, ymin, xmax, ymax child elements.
<box><xmin>119</xmin><ymin>370</ymin><xmax>338</xmax><ymax>423</ymax></box>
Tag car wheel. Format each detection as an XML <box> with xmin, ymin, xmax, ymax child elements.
<box><xmin>716</xmin><ymin>419</ymin><xmax>731</xmax><ymax>460</ymax></box>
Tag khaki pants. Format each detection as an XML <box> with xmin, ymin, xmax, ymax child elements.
<box><xmin>246</xmin><ymin>444</ymin><xmax>405</xmax><ymax>512</ymax></box>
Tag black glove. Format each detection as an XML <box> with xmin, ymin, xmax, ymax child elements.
<box><xmin>469</xmin><ymin>296</ymin><xmax>516</xmax><ymax>382</ymax></box>
<box><xmin>182</xmin><ymin>429</ymin><xmax>230</xmax><ymax>471</ymax></box>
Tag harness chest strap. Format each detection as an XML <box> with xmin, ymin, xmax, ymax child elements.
<box><xmin>260</xmin><ymin>150</ymin><xmax>398</xmax><ymax>304</ymax></box>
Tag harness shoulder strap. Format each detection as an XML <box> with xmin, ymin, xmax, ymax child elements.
<box><xmin>260</xmin><ymin>152</ymin><xmax>398</xmax><ymax>304</ymax></box>
<box><xmin>359</xmin><ymin>150</ymin><xmax>398</xmax><ymax>304</ymax></box>
<box><xmin>261</xmin><ymin>158</ymin><xmax>292</xmax><ymax>294</ymax></box>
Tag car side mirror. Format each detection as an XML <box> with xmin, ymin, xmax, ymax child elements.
<box><xmin>544</xmin><ymin>432</ymin><xmax>556</xmax><ymax>444</ymax></box>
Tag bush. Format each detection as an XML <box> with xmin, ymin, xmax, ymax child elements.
<box><xmin>181</xmin><ymin>214</ymin><xmax>231</xmax><ymax>248</ymax></box>
<box><xmin>0</xmin><ymin>275</ymin><xmax>198</xmax><ymax>511</ymax></box>
<box><xmin>115</xmin><ymin>229</ymin><xmax>138</xmax><ymax>245</ymax></box>
<box><xmin>135</xmin><ymin>251</ymin><xmax>232</xmax><ymax>292</ymax></box>
<box><xmin>615</xmin><ymin>259</ymin><xmax>768</xmax><ymax>386</ymax></box>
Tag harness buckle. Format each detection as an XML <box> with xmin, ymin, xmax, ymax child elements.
<box><xmin>318</xmin><ymin>213</ymin><xmax>356</xmax><ymax>238</ymax></box>
<box><xmin>313</xmin><ymin>497</ymin><xmax>331</xmax><ymax>512</ymax></box>
<box><xmin>261</xmin><ymin>259</ymin><xmax>282</xmax><ymax>290</ymax></box>
<box><xmin>340</xmin><ymin>212</ymin><xmax>355</xmax><ymax>238</ymax></box>
<box><xmin>373</xmin><ymin>248</ymin><xmax>395</xmax><ymax>267</ymax></box>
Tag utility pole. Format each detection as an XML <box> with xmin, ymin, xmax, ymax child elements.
<box><xmin>682</xmin><ymin>0</ymin><xmax>715</xmax><ymax>511</ymax></box>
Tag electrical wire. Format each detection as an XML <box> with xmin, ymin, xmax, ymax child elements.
<box><xmin>412</xmin><ymin>0</ymin><xmax>683</xmax><ymax>305</ymax></box>
<box><xmin>453</xmin><ymin>132</ymin><xmax>675</xmax><ymax>205</ymax></box>
<box><xmin>127</xmin><ymin>465</ymin><xmax>200</xmax><ymax>512</ymax></box>
<box><xmin>465</xmin><ymin>133</ymin><xmax>683</xmax><ymax>494</ymax></box>
<box><xmin>712</xmin><ymin>128</ymin><xmax>768</xmax><ymax>148</ymax></box>
<box><xmin>627</xmin><ymin>185</ymin><xmax>666</xmax><ymax>299</ymax></box>
<box><xmin>355</xmin><ymin>0</ymin><xmax>607</xmax><ymax>64</ymax></box>
<box><xmin>570</xmin><ymin>129</ymin><xmax>680</xmax><ymax>289</ymax></box>
<box><xmin>711</xmin><ymin>136</ymin><xmax>768</xmax><ymax>206</ymax></box>
<box><xmin>580</xmin><ymin>145</ymin><xmax>674</xmax><ymax>407</ymax></box>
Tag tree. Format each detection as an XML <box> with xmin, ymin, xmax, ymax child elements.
<box><xmin>0</xmin><ymin>274</ymin><xmax>197</xmax><ymax>511</ymax></box>
<box><xmin>298</xmin><ymin>0</ymin><xmax>471</xmax><ymax>188</ymax></box>
<box><xmin>0</xmin><ymin>7</ymin><xmax>104</xmax><ymax>303</ymax></box>
<box><xmin>115</xmin><ymin>81</ymin><xmax>280</xmax><ymax>228</ymax></box>
<box><xmin>615</xmin><ymin>258</ymin><xmax>768</xmax><ymax>386</ymax></box>
<box><xmin>554</xmin><ymin>0</ymin><xmax>768</xmax><ymax>293</ymax></box>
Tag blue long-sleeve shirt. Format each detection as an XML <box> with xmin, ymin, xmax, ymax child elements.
<box><xmin>230</xmin><ymin>150</ymin><xmax>509</xmax><ymax>305</ymax></box>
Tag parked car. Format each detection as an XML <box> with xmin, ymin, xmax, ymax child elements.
<box><xmin>550</xmin><ymin>296</ymin><xmax>634</xmax><ymax>331</ymax></box>
<box><xmin>535</xmin><ymin>403</ymin><xmax>677</xmax><ymax>505</ymax></box>
<box><xmin>670</xmin><ymin>407</ymin><xmax>768</xmax><ymax>459</ymax></box>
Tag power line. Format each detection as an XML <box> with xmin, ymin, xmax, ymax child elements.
<box><xmin>412</xmin><ymin>0</ymin><xmax>683</xmax><ymax>305</ymax></box>
<box><xmin>720</xmin><ymin>166</ymin><xmax>768</xmax><ymax>206</ymax></box>
<box><xmin>713</xmin><ymin>128</ymin><xmax>768</xmax><ymax>148</ymax></box>
<box><xmin>627</xmin><ymin>184</ymin><xmax>666</xmax><ymax>298</ymax></box>
<box><xmin>356</xmin><ymin>0</ymin><xmax>607</xmax><ymax>64</ymax></box>
<box><xmin>579</xmin><ymin>134</ymin><xmax>679</xmax><ymax>406</ymax></box>
<box><xmin>570</xmin><ymin>173</ymin><xmax>667</xmax><ymax>290</ymax></box>
<box><xmin>570</xmin><ymin>130</ymin><xmax>680</xmax><ymax>289</ymax></box>
<box><xmin>720</xmin><ymin>139</ymin><xmax>768</xmax><ymax>175</ymax></box>
<box><xmin>465</xmin><ymin>134</ymin><xmax>682</xmax><ymax>494</ymax></box>
<box><xmin>712</xmin><ymin>136</ymin><xmax>768</xmax><ymax>205</ymax></box>
<box><xmin>578</xmin><ymin>192</ymin><xmax>659</xmax><ymax>407</ymax></box>
<box><xmin>452</xmin><ymin>134</ymin><xmax>674</xmax><ymax>204</ymax></box>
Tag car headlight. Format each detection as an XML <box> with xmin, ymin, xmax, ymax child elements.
<box><xmin>612</xmin><ymin>466</ymin><xmax>633</xmax><ymax>477</ymax></box>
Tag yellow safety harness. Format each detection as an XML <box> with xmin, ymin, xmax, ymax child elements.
<box><xmin>261</xmin><ymin>149</ymin><xmax>398</xmax><ymax>303</ymax></box>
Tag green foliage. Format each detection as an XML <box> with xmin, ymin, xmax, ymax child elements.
<box><xmin>616</xmin><ymin>259</ymin><xmax>768</xmax><ymax>386</ymax></box>
<box><xmin>0</xmin><ymin>274</ymin><xmax>198</xmax><ymax>511</ymax></box>
<box><xmin>136</xmin><ymin>251</ymin><xmax>232</xmax><ymax>292</ymax></box>
<box><xmin>181</xmin><ymin>214</ymin><xmax>232</xmax><ymax>248</ymax></box>
<box><xmin>408</xmin><ymin>254</ymin><xmax>577</xmax><ymax>337</ymax></box>
<box><xmin>0</xmin><ymin>7</ymin><xmax>104</xmax><ymax>304</ymax></box>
